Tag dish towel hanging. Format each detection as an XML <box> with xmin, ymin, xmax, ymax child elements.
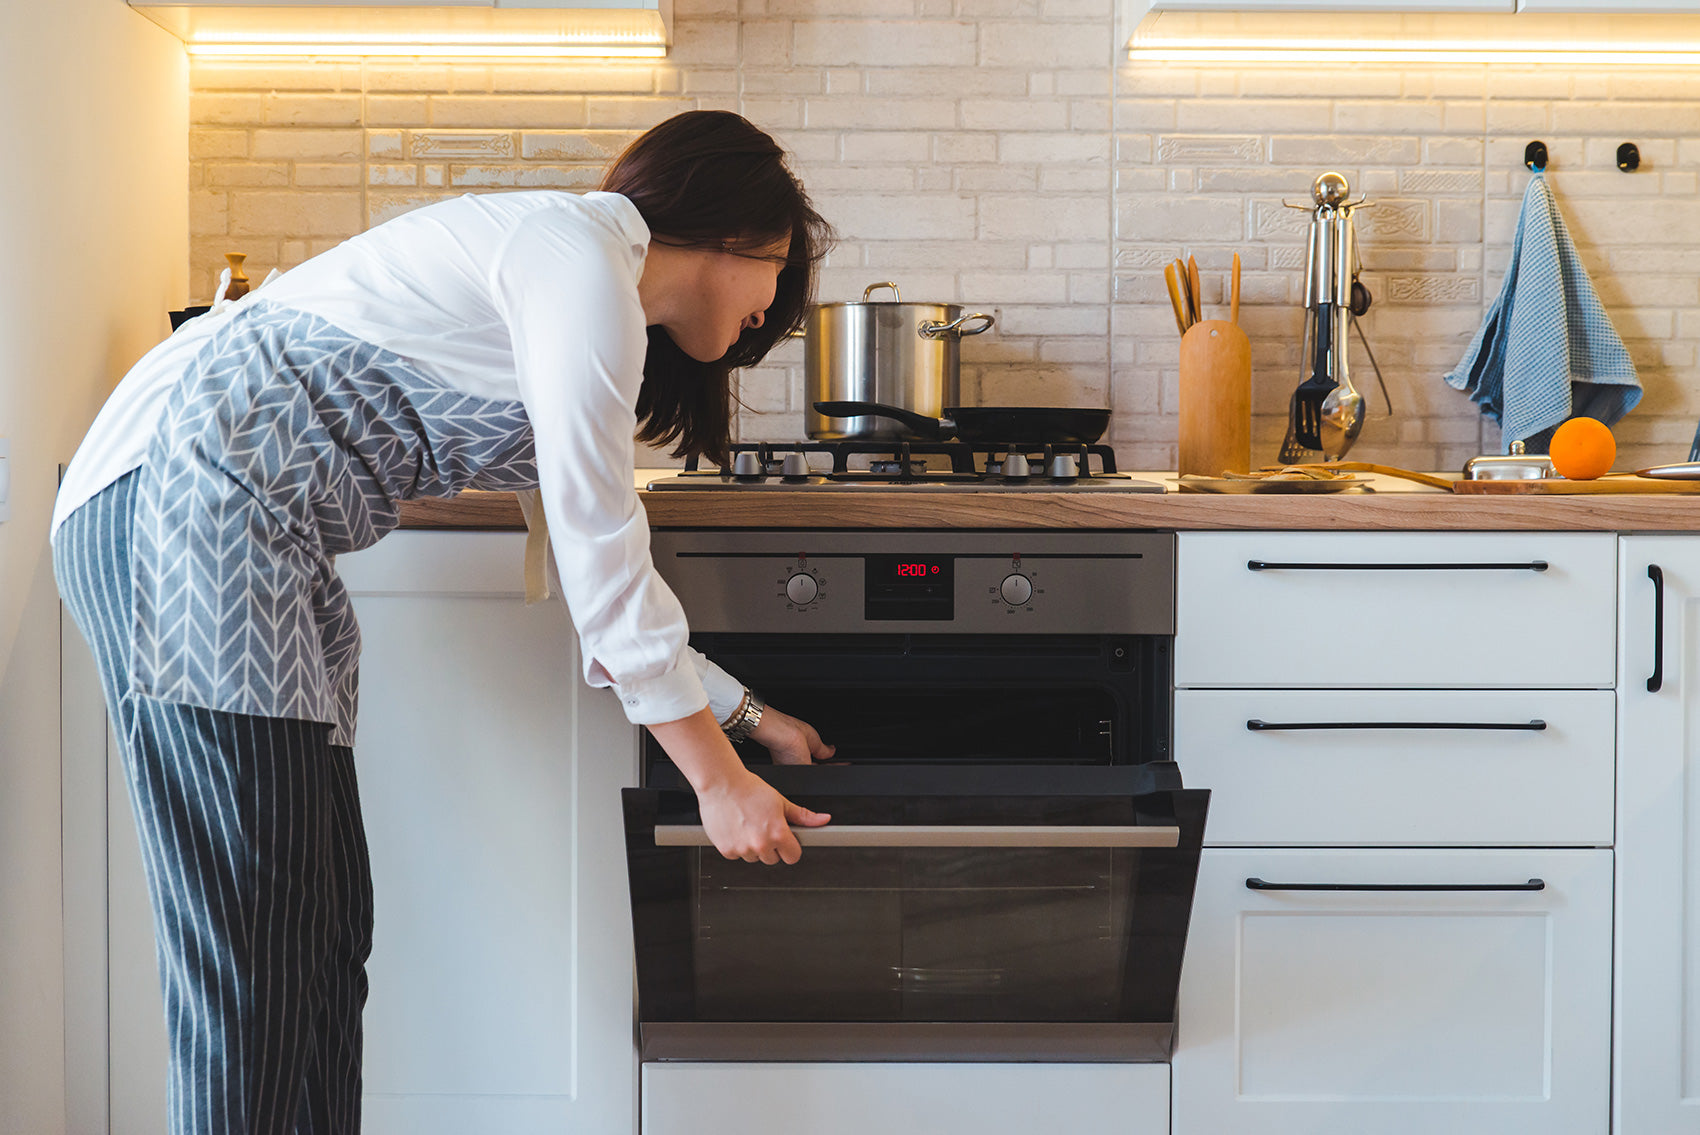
<box><xmin>1444</xmin><ymin>172</ymin><xmax>1641</xmax><ymax>453</ymax></box>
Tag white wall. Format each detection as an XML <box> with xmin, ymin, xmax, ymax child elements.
<box><xmin>0</xmin><ymin>2</ymin><xmax>186</xmax><ymax>1131</ymax></box>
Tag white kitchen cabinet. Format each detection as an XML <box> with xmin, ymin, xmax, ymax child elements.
<box><xmin>1174</xmin><ymin>688</ymin><xmax>1615</xmax><ymax>846</ymax></box>
<box><xmin>130</xmin><ymin>1</ymin><xmax>650</xmax><ymax>9</ymax></box>
<box><xmin>88</xmin><ymin>531</ymin><xmax>641</xmax><ymax>1135</ymax></box>
<box><xmin>1614</xmin><ymin>537</ymin><xmax>1700</xmax><ymax>1134</ymax></box>
<box><xmin>642</xmin><ymin>1063</ymin><xmax>1170</xmax><ymax>1135</ymax></box>
<box><xmin>1519</xmin><ymin>1</ymin><xmax>1700</xmax><ymax>10</ymax></box>
<box><xmin>1175</xmin><ymin>532</ymin><xmax>1617</xmax><ymax>689</ymax></box>
<box><xmin>1173</xmin><ymin>848</ymin><xmax>1614</xmax><ymax>1135</ymax></box>
<box><xmin>1146</xmin><ymin>1</ymin><xmax>1514</xmax><ymax>9</ymax></box>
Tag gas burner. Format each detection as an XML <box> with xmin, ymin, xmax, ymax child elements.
<box><xmin>647</xmin><ymin>439</ymin><xmax>1165</xmax><ymax>493</ymax></box>
<box><xmin>868</xmin><ymin>459</ymin><xmax>927</xmax><ymax>476</ymax></box>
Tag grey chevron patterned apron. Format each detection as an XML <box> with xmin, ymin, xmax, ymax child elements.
<box><xmin>131</xmin><ymin>301</ymin><xmax>540</xmax><ymax>746</ymax></box>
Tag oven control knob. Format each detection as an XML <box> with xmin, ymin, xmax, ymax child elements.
<box><xmin>786</xmin><ymin>572</ymin><xmax>819</xmax><ymax>605</ymax></box>
<box><xmin>1000</xmin><ymin>573</ymin><xmax>1033</xmax><ymax>607</ymax></box>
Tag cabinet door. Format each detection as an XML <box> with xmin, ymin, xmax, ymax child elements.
<box><xmin>336</xmin><ymin>532</ymin><xmax>639</xmax><ymax>1135</ymax></box>
<box><xmin>98</xmin><ymin>532</ymin><xmax>640</xmax><ymax>1134</ymax></box>
<box><xmin>643</xmin><ymin>1063</ymin><xmax>1169</xmax><ymax>1135</ymax></box>
<box><xmin>1615</xmin><ymin>537</ymin><xmax>1700</xmax><ymax>1134</ymax></box>
<box><xmin>1518</xmin><ymin>1</ymin><xmax>1700</xmax><ymax>10</ymax></box>
<box><xmin>1173</xmin><ymin>848</ymin><xmax>1613</xmax><ymax>1135</ymax></box>
<box><xmin>1151</xmin><ymin>1</ymin><xmax>1515</xmax><ymax>10</ymax></box>
<box><xmin>1176</xmin><ymin>532</ymin><xmax>1617</xmax><ymax>689</ymax></box>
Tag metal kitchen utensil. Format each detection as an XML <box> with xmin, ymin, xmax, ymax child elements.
<box><xmin>1463</xmin><ymin>440</ymin><xmax>1555</xmax><ymax>480</ymax></box>
<box><xmin>803</xmin><ymin>282</ymin><xmax>996</xmax><ymax>442</ymax></box>
<box><xmin>1635</xmin><ymin>461</ymin><xmax>1700</xmax><ymax>479</ymax></box>
<box><xmin>1284</xmin><ymin>172</ymin><xmax>1375</xmax><ymax>460</ymax></box>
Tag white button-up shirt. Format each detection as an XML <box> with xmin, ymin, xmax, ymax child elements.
<box><xmin>53</xmin><ymin>190</ymin><xmax>742</xmax><ymax>726</ymax></box>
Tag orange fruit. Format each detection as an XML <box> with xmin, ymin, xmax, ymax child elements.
<box><xmin>1548</xmin><ymin>417</ymin><xmax>1616</xmax><ymax>480</ymax></box>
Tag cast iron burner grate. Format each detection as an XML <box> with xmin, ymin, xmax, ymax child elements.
<box><xmin>684</xmin><ymin>440</ymin><xmax>1122</xmax><ymax>481</ymax></box>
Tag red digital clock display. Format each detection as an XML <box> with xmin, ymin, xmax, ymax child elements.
<box><xmin>895</xmin><ymin>562</ymin><xmax>941</xmax><ymax>577</ymax></box>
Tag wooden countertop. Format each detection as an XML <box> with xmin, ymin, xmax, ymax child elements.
<box><xmin>396</xmin><ymin>471</ymin><xmax>1700</xmax><ymax>532</ymax></box>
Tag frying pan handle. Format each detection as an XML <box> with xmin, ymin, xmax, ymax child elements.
<box><xmin>812</xmin><ymin>401</ymin><xmax>948</xmax><ymax>439</ymax></box>
<box><xmin>920</xmin><ymin>312</ymin><xmax>995</xmax><ymax>339</ymax></box>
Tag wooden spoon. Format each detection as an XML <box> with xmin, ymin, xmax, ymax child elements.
<box><xmin>1163</xmin><ymin>260</ymin><xmax>1191</xmax><ymax>336</ymax></box>
<box><xmin>1230</xmin><ymin>252</ymin><xmax>1241</xmax><ymax>326</ymax></box>
<box><xmin>1186</xmin><ymin>255</ymin><xmax>1202</xmax><ymax>320</ymax></box>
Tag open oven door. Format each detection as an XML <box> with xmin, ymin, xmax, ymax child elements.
<box><xmin>623</xmin><ymin>767</ymin><xmax>1207</xmax><ymax>1063</ymax></box>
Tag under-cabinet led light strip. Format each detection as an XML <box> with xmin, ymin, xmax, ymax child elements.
<box><xmin>186</xmin><ymin>42</ymin><xmax>667</xmax><ymax>58</ymax></box>
<box><xmin>1129</xmin><ymin>34</ymin><xmax>1700</xmax><ymax>66</ymax></box>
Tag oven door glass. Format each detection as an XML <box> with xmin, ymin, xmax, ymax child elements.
<box><xmin>624</xmin><ymin>779</ymin><xmax>1207</xmax><ymax>1062</ymax></box>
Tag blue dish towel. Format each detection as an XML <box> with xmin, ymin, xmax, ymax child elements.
<box><xmin>1445</xmin><ymin>173</ymin><xmax>1641</xmax><ymax>453</ymax></box>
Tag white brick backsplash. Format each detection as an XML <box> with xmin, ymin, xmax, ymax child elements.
<box><xmin>997</xmin><ymin>132</ymin><xmax>1108</xmax><ymax>164</ymax></box>
<box><xmin>980</xmin><ymin>194</ymin><xmax>1108</xmax><ymax>242</ymax></box>
<box><xmin>979</xmin><ymin>22</ymin><xmax>1107</xmax><ymax>69</ymax></box>
<box><xmin>803</xmin><ymin>97</ymin><xmax>956</xmax><ymax>130</ymax></box>
<box><xmin>794</xmin><ymin>21</ymin><xmax>976</xmax><ymax>67</ymax></box>
<box><xmin>1268</xmin><ymin>135</ymin><xmax>1420</xmax><ymax>166</ymax></box>
<box><xmin>960</xmin><ymin>98</ymin><xmax>1070</xmax><ymax>131</ymax></box>
<box><xmin>183</xmin><ymin>35</ymin><xmax>1700</xmax><ymax>470</ymax></box>
<box><xmin>1118</xmin><ymin>196</ymin><xmax>1243</xmax><ymax>243</ymax></box>
<box><xmin>816</xmin><ymin>192</ymin><xmax>977</xmax><ymax>240</ymax></box>
<box><xmin>839</xmin><ymin>131</ymin><xmax>931</xmax><ymax>162</ymax></box>
<box><xmin>252</xmin><ymin>130</ymin><xmax>364</xmax><ymax>161</ymax></box>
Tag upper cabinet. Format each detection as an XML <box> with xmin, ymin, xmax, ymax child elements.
<box><xmin>128</xmin><ymin>0</ymin><xmax>672</xmax><ymax>54</ymax></box>
<box><xmin>1519</xmin><ymin>0</ymin><xmax>1700</xmax><ymax>9</ymax></box>
<box><xmin>1144</xmin><ymin>1</ymin><xmax>1513</xmax><ymax>9</ymax></box>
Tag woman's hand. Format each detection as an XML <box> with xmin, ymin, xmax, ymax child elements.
<box><xmin>647</xmin><ymin>706</ymin><xmax>830</xmax><ymax>864</ymax></box>
<box><xmin>698</xmin><ymin>771</ymin><xmax>831</xmax><ymax>865</ymax></box>
<box><xmin>749</xmin><ymin>705</ymin><xmax>836</xmax><ymax>766</ymax></box>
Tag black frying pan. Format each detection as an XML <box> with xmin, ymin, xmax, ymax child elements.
<box><xmin>814</xmin><ymin>401</ymin><xmax>1110</xmax><ymax>444</ymax></box>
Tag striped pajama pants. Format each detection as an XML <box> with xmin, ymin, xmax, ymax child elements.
<box><xmin>55</xmin><ymin>470</ymin><xmax>374</xmax><ymax>1135</ymax></box>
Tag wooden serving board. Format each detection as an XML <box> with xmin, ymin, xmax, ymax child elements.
<box><xmin>1452</xmin><ymin>477</ymin><xmax>1700</xmax><ymax>494</ymax></box>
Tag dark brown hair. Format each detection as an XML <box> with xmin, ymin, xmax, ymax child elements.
<box><xmin>600</xmin><ymin>110</ymin><xmax>834</xmax><ymax>463</ymax></box>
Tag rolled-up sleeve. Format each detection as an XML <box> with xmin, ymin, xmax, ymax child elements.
<box><xmin>493</xmin><ymin>207</ymin><xmax>709</xmax><ymax>725</ymax></box>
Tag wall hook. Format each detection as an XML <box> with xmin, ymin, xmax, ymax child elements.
<box><xmin>1618</xmin><ymin>142</ymin><xmax>1641</xmax><ymax>172</ymax></box>
<box><xmin>1524</xmin><ymin>140</ymin><xmax>1548</xmax><ymax>173</ymax></box>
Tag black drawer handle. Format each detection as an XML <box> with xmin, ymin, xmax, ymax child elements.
<box><xmin>1246</xmin><ymin>878</ymin><xmax>1546</xmax><ymax>893</ymax></box>
<box><xmin>1648</xmin><ymin>564</ymin><xmax>1665</xmax><ymax>694</ymax></box>
<box><xmin>1246</xmin><ymin>719</ymin><xmax>1547</xmax><ymax>732</ymax></box>
<box><xmin>1247</xmin><ymin>560</ymin><xmax>1549</xmax><ymax>572</ymax></box>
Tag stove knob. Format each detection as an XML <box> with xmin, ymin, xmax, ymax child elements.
<box><xmin>781</xmin><ymin>452</ymin><xmax>810</xmax><ymax>479</ymax></box>
<box><xmin>786</xmin><ymin>572</ymin><xmax>819</xmax><ymax>606</ymax></box>
<box><xmin>732</xmin><ymin>451</ymin><xmax>764</xmax><ymax>478</ymax></box>
<box><xmin>1048</xmin><ymin>453</ymin><xmax>1079</xmax><ymax>480</ymax></box>
<box><xmin>1002</xmin><ymin>452</ymin><xmax>1031</xmax><ymax>479</ymax></box>
<box><xmin>1000</xmin><ymin>573</ymin><xmax>1033</xmax><ymax>607</ymax></box>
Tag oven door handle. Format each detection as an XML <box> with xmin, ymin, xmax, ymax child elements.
<box><xmin>654</xmin><ymin>824</ymin><xmax>1181</xmax><ymax>849</ymax></box>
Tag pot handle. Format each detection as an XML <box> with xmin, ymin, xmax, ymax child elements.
<box><xmin>813</xmin><ymin>401</ymin><xmax>947</xmax><ymax>439</ymax></box>
<box><xmin>863</xmin><ymin>281</ymin><xmax>901</xmax><ymax>302</ymax></box>
<box><xmin>920</xmin><ymin>312</ymin><xmax>995</xmax><ymax>339</ymax></box>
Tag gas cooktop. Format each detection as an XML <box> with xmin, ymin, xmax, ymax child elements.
<box><xmin>646</xmin><ymin>440</ymin><xmax>1166</xmax><ymax>493</ymax></box>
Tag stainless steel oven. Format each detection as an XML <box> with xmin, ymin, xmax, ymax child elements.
<box><xmin>623</xmin><ymin>530</ymin><xmax>1206</xmax><ymax>1063</ymax></box>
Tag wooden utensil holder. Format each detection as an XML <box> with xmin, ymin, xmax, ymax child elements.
<box><xmin>1178</xmin><ymin>319</ymin><xmax>1251</xmax><ymax>477</ymax></box>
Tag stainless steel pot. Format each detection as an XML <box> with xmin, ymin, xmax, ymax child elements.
<box><xmin>803</xmin><ymin>282</ymin><xmax>995</xmax><ymax>441</ymax></box>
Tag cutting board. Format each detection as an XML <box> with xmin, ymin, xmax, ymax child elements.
<box><xmin>1177</xmin><ymin>320</ymin><xmax>1251</xmax><ymax>476</ymax></box>
<box><xmin>1452</xmin><ymin>477</ymin><xmax>1700</xmax><ymax>494</ymax></box>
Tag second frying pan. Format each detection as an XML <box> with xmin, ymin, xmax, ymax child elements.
<box><xmin>814</xmin><ymin>400</ymin><xmax>1110</xmax><ymax>444</ymax></box>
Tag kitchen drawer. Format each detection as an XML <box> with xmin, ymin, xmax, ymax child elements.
<box><xmin>642</xmin><ymin>1062</ymin><xmax>1168</xmax><ymax>1135</ymax></box>
<box><xmin>1173</xmin><ymin>848</ymin><xmax>1612</xmax><ymax>1135</ymax></box>
<box><xmin>1175</xmin><ymin>689</ymin><xmax>1614</xmax><ymax>845</ymax></box>
<box><xmin>1175</xmin><ymin>532</ymin><xmax>1617</xmax><ymax>688</ymax></box>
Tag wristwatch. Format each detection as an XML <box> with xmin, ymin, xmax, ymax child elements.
<box><xmin>721</xmin><ymin>689</ymin><xmax>765</xmax><ymax>743</ymax></box>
